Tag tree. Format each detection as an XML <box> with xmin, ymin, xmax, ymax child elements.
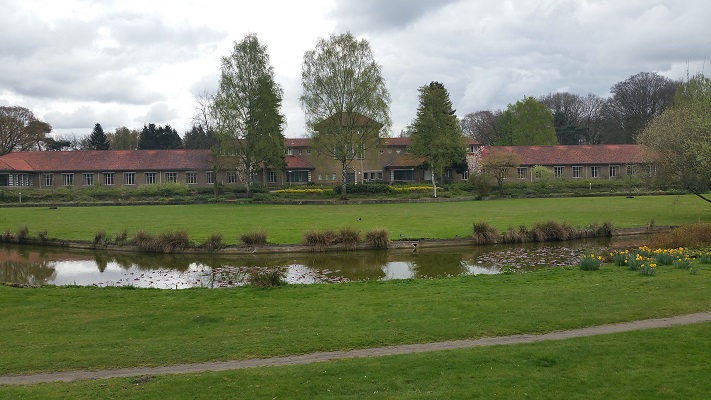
<box><xmin>495</xmin><ymin>97</ymin><xmax>557</xmax><ymax>145</ymax></box>
<box><xmin>108</xmin><ymin>126</ymin><xmax>139</xmax><ymax>150</ymax></box>
<box><xmin>606</xmin><ymin>72</ymin><xmax>678</xmax><ymax>143</ymax></box>
<box><xmin>85</xmin><ymin>123</ymin><xmax>110</xmax><ymax>150</ymax></box>
<box><xmin>410</xmin><ymin>82</ymin><xmax>466</xmax><ymax>197</ymax></box>
<box><xmin>0</xmin><ymin>106</ymin><xmax>51</xmax><ymax>155</ymax></box>
<box><xmin>480</xmin><ymin>151</ymin><xmax>521</xmax><ymax>194</ymax></box>
<box><xmin>137</xmin><ymin>124</ymin><xmax>183</xmax><ymax>150</ymax></box>
<box><xmin>183</xmin><ymin>125</ymin><xmax>217</xmax><ymax>149</ymax></box>
<box><xmin>300</xmin><ymin>31</ymin><xmax>391</xmax><ymax>199</ymax></box>
<box><xmin>213</xmin><ymin>33</ymin><xmax>286</xmax><ymax>197</ymax></box>
<box><xmin>460</xmin><ymin>110</ymin><xmax>501</xmax><ymax>145</ymax></box>
<box><xmin>638</xmin><ymin>73</ymin><xmax>711</xmax><ymax>203</ymax></box>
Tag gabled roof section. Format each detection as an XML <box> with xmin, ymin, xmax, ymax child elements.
<box><xmin>480</xmin><ymin>145</ymin><xmax>646</xmax><ymax>165</ymax></box>
<box><xmin>0</xmin><ymin>150</ymin><xmax>213</xmax><ymax>172</ymax></box>
<box><xmin>285</xmin><ymin>138</ymin><xmax>310</xmax><ymax>147</ymax></box>
<box><xmin>285</xmin><ymin>155</ymin><xmax>315</xmax><ymax>170</ymax></box>
<box><xmin>386</xmin><ymin>154</ymin><xmax>427</xmax><ymax>168</ymax></box>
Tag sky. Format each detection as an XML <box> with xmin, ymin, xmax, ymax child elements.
<box><xmin>1</xmin><ymin>0</ymin><xmax>709</xmax><ymax>139</ymax></box>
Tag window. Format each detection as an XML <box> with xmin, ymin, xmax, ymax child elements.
<box><xmin>377</xmin><ymin>171</ymin><xmax>383</xmax><ymax>180</ymax></box>
<box><xmin>104</xmin><ymin>172</ymin><xmax>114</xmax><ymax>186</ymax></box>
<box><xmin>8</xmin><ymin>174</ymin><xmax>31</xmax><ymax>187</ymax></box>
<box><xmin>609</xmin><ymin>165</ymin><xmax>619</xmax><ymax>178</ymax></box>
<box><xmin>387</xmin><ymin>149</ymin><xmax>392</xmax><ymax>154</ymax></box>
<box><xmin>83</xmin><ymin>173</ymin><xmax>94</xmax><ymax>186</ymax></box>
<box><xmin>572</xmin><ymin>166</ymin><xmax>582</xmax><ymax>179</ymax></box>
<box><xmin>287</xmin><ymin>171</ymin><xmax>308</xmax><ymax>183</ymax></box>
<box><xmin>462</xmin><ymin>170</ymin><xmax>469</xmax><ymax>180</ymax></box>
<box><xmin>298</xmin><ymin>149</ymin><xmax>302</xmax><ymax>155</ymax></box>
<box><xmin>207</xmin><ymin>171</ymin><xmax>214</xmax><ymax>184</ymax></box>
<box><xmin>554</xmin><ymin>166</ymin><xmax>564</xmax><ymax>179</ymax></box>
<box><xmin>317</xmin><ymin>174</ymin><xmax>322</xmax><ymax>181</ymax></box>
<box><xmin>393</xmin><ymin>170</ymin><xmax>414</xmax><ymax>181</ymax></box>
<box><xmin>287</xmin><ymin>148</ymin><xmax>293</xmax><ymax>155</ymax></box>
<box><xmin>444</xmin><ymin>169</ymin><xmax>452</xmax><ymax>179</ymax></box>
<box><xmin>307</xmin><ymin>149</ymin><xmax>311</xmax><ymax>154</ymax></box>
<box><xmin>590</xmin><ymin>166</ymin><xmax>600</xmax><ymax>178</ymax></box>
<box><xmin>43</xmin><ymin>173</ymin><xmax>53</xmax><ymax>187</ymax></box>
<box><xmin>165</xmin><ymin>172</ymin><xmax>177</xmax><ymax>183</ymax></box>
<box><xmin>227</xmin><ymin>171</ymin><xmax>237</xmax><ymax>184</ymax></box>
<box><xmin>63</xmin><ymin>173</ymin><xmax>74</xmax><ymax>186</ymax></box>
<box><xmin>268</xmin><ymin>171</ymin><xmax>278</xmax><ymax>184</ymax></box>
<box><xmin>332</xmin><ymin>173</ymin><xmax>337</xmax><ymax>180</ymax></box>
<box><xmin>124</xmin><ymin>172</ymin><xmax>135</xmax><ymax>185</ymax></box>
<box><xmin>186</xmin><ymin>172</ymin><xmax>197</xmax><ymax>184</ymax></box>
<box><xmin>145</xmin><ymin>172</ymin><xmax>157</xmax><ymax>185</ymax></box>
<box><xmin>626</xmin><ymin>165</ymin><xmax>636</xmax><ymax>176</ymax></box>
<box><xmin>517</xmin><ymin>167</ymin><xmax>528</xmax><ymax>179</ymax></box>
<box><xmin>380</xmin><ymin>149</ymin><xmax>384</xmax><ymax>154</ymax></box>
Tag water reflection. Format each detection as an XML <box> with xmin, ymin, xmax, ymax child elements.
<box><xmin>0</xmin><ymin>235</ymin><xmax>646</xmax><ymax>289</ymax></box>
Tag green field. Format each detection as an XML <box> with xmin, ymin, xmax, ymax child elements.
<box><xmin>0</xmin><ymin>194</ymin><xmax>707</xmax><ymax>244</ymax></box>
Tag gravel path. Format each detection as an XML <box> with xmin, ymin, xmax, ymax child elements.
<box><xmin>2</xmin><ymin>311</ymin><xmax>710</xmax><ymax>386</ymax></box>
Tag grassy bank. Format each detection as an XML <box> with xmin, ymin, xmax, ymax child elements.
<box><xmin>3</xmin><ymin>323</ymin><xmax>709</xmax><ymax>399</ymax></box>
<box><xmin>1</xmin><ymin>263</ymin><xmax>709</xmax><ymax>375</ymax></box>
<box><xmin>0</xmin><ymin>195</ymin><xmax>707</xmax><ymax>244</ymax></box>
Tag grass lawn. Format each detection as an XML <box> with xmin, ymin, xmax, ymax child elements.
<box><xmin>2</xmin><ymin>323</ymin><xmax>709</xmax><ymax>399</ymax></box>
<box><xmin>0</xmin><ymin>194</ymin><xmax>707</xmax><ymax>244</ymax></box>
<box><xmin>1</xmin><ymin>263</ymin><xmax>709</xmax><ymax>375</ymax></box>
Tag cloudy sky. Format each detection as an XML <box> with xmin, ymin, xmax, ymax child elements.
<box><xmin>1</xmin><ymin>0</ymin><xmax>709</xmax><ymax>139</ymax></box>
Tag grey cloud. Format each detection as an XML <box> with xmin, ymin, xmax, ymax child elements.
<box><xmin>43</xmin><ymin>106</ymin><xmax>127</xmax><ymax>132</ymax></box>
<box><xmin>136</xmin><ymin>103</ymin><xmax>179</xmax><ymax>126</ymax></box>
<box><xmin>330</xmin><ymin>0</ymin><xmax>460</xmax><ymax>33</ymax></box>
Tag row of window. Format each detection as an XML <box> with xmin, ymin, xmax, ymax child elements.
<box><xmin>515</xmin><ymin>165</ymin><xmax>632</xmax><ymax>180</ymax></box>
<box><xmin>42</xmin><ymin>171</ymin><xmax>217</xmax><ymax>187</ymax></box>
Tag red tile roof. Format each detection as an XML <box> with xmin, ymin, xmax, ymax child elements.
<box><xmin>284</xmin><ymin>138</ymin><xmax>311</xmax><ymax>147</ymax></box>
<box><xmin>284</xmin><ymin>137</ymin><xmax>479</xmax><ymax>148</ymax></box>
<box><xmin>480</xmin><ymin>145</ymin><xmax>646</xmax><ymax>165</ymax></box>
<box><xmin>0</xmin><ymin>150</ymin><xmax>213</xmax><ymax>172</ymax></box>
<box><xmin>285</xmin><ymin>155</ymin><xmax>315</xmax><ymax>170</ymax></box>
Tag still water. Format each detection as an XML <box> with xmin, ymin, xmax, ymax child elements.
<box><xmin>1</xmin><ymin>236</ymin><xmax>646</xmax><ymax>289</ymax></box>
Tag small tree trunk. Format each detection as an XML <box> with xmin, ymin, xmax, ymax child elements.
<box><xmin>340</xmin><ymin>162</ymin><xmax>348</xmax><ymax>200</ymax></box>
<box><xmin>432</xmin><ymin>173</ymin><xmax>437</xmax><ymax>198</ymax></box>
<box><xmin>213</xmin><ymin>167</ymin><xmax>219</xmax><ymax>200</ymax></box>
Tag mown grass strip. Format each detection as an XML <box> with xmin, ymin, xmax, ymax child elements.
<box><xmin>2</xmin><ymin>323</ymin><xmax>709</xmax><ymax>398</ymax></box>
<box><xmin>1</xmin><ymin>264</ymin><xmax>709</xmax><ymax>375</ymax></box>
<box><xmin>0</xmin><ymin>194</ymin><xmax>707</xmax><ymax>244</ymax></box>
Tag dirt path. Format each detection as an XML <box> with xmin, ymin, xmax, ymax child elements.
<box><xmin>2</xmin><ymin>311</ymin><xmax>710</xmax><ymax>386</ymax></box>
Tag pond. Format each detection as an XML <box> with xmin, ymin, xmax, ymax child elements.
<box><xmin>1</xmin><ymin>235</ymin><xmax>647</xmax><ymax>289</ymax></box>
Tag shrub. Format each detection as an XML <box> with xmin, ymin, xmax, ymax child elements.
<box><xmin>578</xmin><ymin>253</ymin><xmax>602</xmax><ymax>271</ymax></box>
<box><xmin>338</xmin><ymin>227</ymin><xmax>361</xmax><ymax>250</ymax></box>
<box><xmin>131</xmin><ymin>230</ymin><xmax>157</xmax><ymax>251</ymax></box>
<box><xmin>531</xmin><ymin>221</ymin><xmax>569</xmax><ymax>241</ymax></box>
<box><xmin>365</xmin><ymin>228</ymin><xmax>389</xmax><ymax>248</ymax></box>
<box><xmin>650</xmin><ymin>223</ymin><xmax>711</xmax><ymax>249</ymax></box>
<box><xmin>93</xmin><ymin>230</ymin><xmax>107</xmax><ymax>246</ymax></box>
<box><xmin>249</xmin><ymin>269</ymin><xmax>286</xmax><ymax>288</ymax></box>
<box><xmin>203</xmin><ymin>233</ymin><xmax>224</xmax><ymax>252</ymax></box>
<box><xmin>114</xmin><ymin>230</ymin><xmax>128</xmax><ymax>245</ymax></box>
<box><xmin>469</xmin><ymin>173</ymin><xmax>494</xmax><ymax>197</ymax></box>
<box><xmin>240</xmin><ymin>230</ymin><xmax>268</xmax><ymax>246</ymax></box>
<box><xmin>611</xmin><ymin>250</ymin><xmax>629</xmax><ymax>266</ymax></box>
<box><xmin>501</xmin><ymin>226</ymin><xmax>528</xmax><ymax>243</ymax></box>
<box><xmin>472</xmin><ymin>222</ymin><xmax>499</xmax><ymax>245</ymax></box>
<box><xmin>654</xmin><ymin>252</ymin><xmax>676</xmax><ymax>266</ymax></box>
<box><xmin>36</xmin><ymin>230</ymin><xmax>49</xmax><ymax>244</ymax></box>
<box><xmin>639</xmin><ymin>263</ymin><xmax>657</xmax><ymax>276</ymax></box>
<box><xmin>156</xmin><ymin>230</ymin><xmax>191</xmax><ymax>253</ymax></box>
<box><xmin>303</xmin><ymin>229</ymin><xmax>332</xmax><ymax>252</ymax></box>
<box><xmin>15</xmin><ymin>226</ymin><xmax>29</xmax><ymax>243</ymax></box>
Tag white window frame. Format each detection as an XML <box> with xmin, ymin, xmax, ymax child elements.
<box><xmin>145</xmin><ymin>172</ymin><xmax>157</xmax><ymax>185</ymax></box>
<box><xmin>590</xmin><ymin>166</ymin><xmax>600</xmax><ymax>178</ymax></box>
<box><xmin>62</xmin><ymin>173</ymin><xmax>74</xmax><ymax>187</ymax></box>
<box><xmin>227</xmin><ymin>171</ymin><xmax>237</xmax><ymax>184</ymax></box>
<box><xmin>43</xmin><ymin>173</ymin><xmax>53</xmax><ymax>187</ymax></box>
<box><xmin>83</xmin><ymin>173</ymin><xmax>94</xmax><ymax>186</ymax></box>
<box><xmin>207</xmin><ymin>171</ymin><xmax>214</xmax><ymax>184</ymax></box>
<box><xmin>517</xmin><ymin>167</ymin><xmax>528</xmax><ymax>180</ymax></box>
<box><xmin>609</xmin><ymin>165</ymin><xmax>619</xmax><ymax>178</ymax></box>
<box><xmin>554</xmin><ymin>166</ymin><xmax>564</xmax><ymax>179</ymax></box>
<box><xmin>124</xmin><ymin>172</ymin><xmax>136</xmax><ymax>186</ymax></box>
<box><xmin>165</xmin><ymin>172</ymin><xmax>177</xmax><ymax>183</ymax></box>
<box><xmin>104</xmin><ymin>172</ymin><xmax>114</xmax><ymax>186</ymax></box>
<box><xmin>186</xmin><ymin>171</ymin><xmax>197</xmax><ymax>184</ymax></box>
<box><xmin>572</xmin><ymin>166</ymin><xmax>582</xmax><ymax>179</ymax></box>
